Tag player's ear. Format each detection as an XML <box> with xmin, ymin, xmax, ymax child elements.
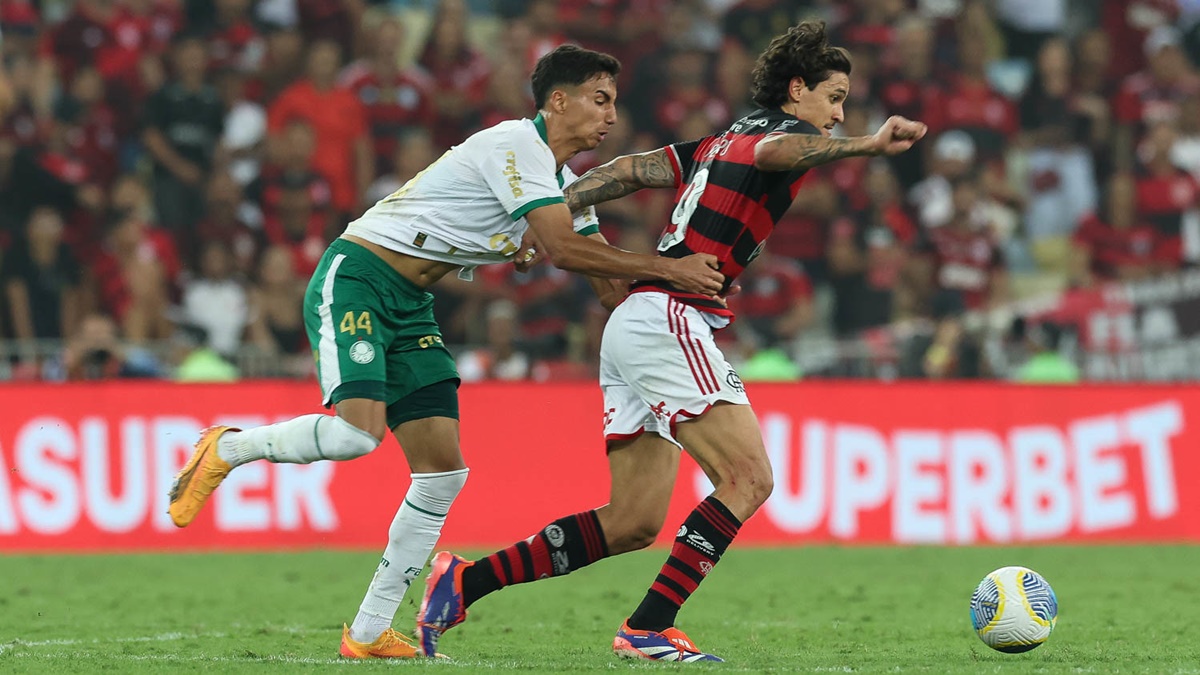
<box><xmin>789</xmin><ymin>76</ymin><xmax>807</xmax><ymax>102</ymax></box>
<box><xmin>551</xmin><ymin>88</ymin><xmax>568</xmax><ymax>114</ymax></box>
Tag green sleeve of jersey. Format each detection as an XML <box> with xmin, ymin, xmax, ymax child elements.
<box><xmin>576</xmin><ymin>224</ymin><xmax>600</xmax><ymax>237</ymax></box>
<box><xmin>510</xmin><ymin>196</ymin><xmax>565</xmax><ymax>221</ymax></box>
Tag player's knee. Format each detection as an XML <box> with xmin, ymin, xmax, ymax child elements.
<box><xmin>714</xmin><ymin>452</ymin><xmax>774</xmax><ymax>511</ymax></box>
<box><xmin>409</xmin><ymin>467</ymin><xmax>469</xmax><ymax>504</ymax></box>
<box><xmin>319</xmin><ymin>415</ymin><xmax>382</xmax><ymax>460</ymax></box>
<box><xmin>335</xmin><ymin>404</ymin><xmax>388</xmax><ymax>444</ymax></box>
<box><xmin>358</xmin><ymin>417</ymin><xmax>389</xmax><ymax>444</ymax></box>
<box><xmin>742</xmin><ymin>453</ymin><xmax>775</xmax><ymax>509</ymax></box>
<box><xmin>392</xmin><ymin>468</ymin><xmax>469</xmax><ymax>539</ymax></box>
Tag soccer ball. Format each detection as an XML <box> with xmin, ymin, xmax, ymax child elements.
<box><xmin>970</xmin><ymin>566</ymin><xmax>1058</xmax><ymax>653</ymax></box>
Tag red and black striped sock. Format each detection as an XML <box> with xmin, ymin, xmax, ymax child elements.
<box><xmin>461</xmin><ymin>510</ymin><xmax>609</xmax><ymax>607</ymax></box>
<box><xmin>627</xmin><ymin>496</ymin><xmax>742</xmax><ymax>632</ymax></box>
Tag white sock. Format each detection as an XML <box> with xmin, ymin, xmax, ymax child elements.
<box><xmin>216</xmin><ymin>414</ymin><xmax>379</xmax><ymax>467</ymax></box>
<box><xmin>349</xmin><ymin>468</ymin><xmax>469</xmax><ymax>643</ymax></box>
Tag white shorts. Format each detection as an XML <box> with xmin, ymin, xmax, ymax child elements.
<box><xmin>600</xmin><ymin>291</ymin><xmax>749</xmax><ymax>447</ymax></box>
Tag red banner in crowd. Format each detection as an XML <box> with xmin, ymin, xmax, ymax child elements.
<box><xmin>0</xmin><ymin>381</ymin><xmax>1196</xmax><ymax>552</ymax></box>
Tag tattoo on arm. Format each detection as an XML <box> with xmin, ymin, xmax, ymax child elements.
<box><xmin>629</xmin><ymin>149</ymin><xmax>677</xmax><ymax>188</ymax></box>
<box><xmin>565</xmin><ymin>149</ymin><xmax>678</xmax><ymax>211</ymax></box>
<box><xmin>764</xmin><ymin>134</ymin><xmax>876</xmax><ymax>171</ymax></box>
<box><xmin>564</xmin><ymin>165</ymin><xmax>637</xmax><ymax>212</ymax></box>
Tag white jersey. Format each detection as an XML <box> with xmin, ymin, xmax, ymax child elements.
<box><xmin>345</xmin><ymin>114</ymin><xmax>599</xmax><ymax>271</ymax></box>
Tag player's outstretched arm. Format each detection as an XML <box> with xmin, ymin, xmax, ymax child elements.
<box><xmin>584</xmin><ymin>232</ymin><xmax>630</xmax><ymax>311</ymax></box>
<box><xmin>525</xmin><ymin>203</ymin><xmax>724</xmax><ymax>295</ymax></box>
<box><xmin>754</xmin><ymin>115</ymin><xmax>927</xmax><ymax>172</ymax></box>
<box><xmin>563</xmin><ymin>149</ymin><xmax>677</xmax><ymax>212</ymax></box>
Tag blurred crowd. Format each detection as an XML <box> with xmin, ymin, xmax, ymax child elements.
<box><xmin>1</xmin><ymin>0</ymin><xmax>1199</xmax><ymax>382</ymax></box>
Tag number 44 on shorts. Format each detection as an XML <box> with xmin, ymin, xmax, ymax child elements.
<box><xmin>339</xmin><ymin>311</ymin><xmax>373</xmax><ymax>336</ymax></box>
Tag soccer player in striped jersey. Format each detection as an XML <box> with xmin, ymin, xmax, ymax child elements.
<box><xmin>166</xmin><ymin>44</ymin><xmax>725</xmax><ymax>660</ymax></box>
<box><xmin>416</xmin><ymin>22</ymin><xmax>926</xmax><ymax>662</ymax></box>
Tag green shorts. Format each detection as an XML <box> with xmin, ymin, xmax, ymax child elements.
<box><xmin>303</xmin><ymin>238</ymin><xmax>460</xmax><ymax>427</ymax></box>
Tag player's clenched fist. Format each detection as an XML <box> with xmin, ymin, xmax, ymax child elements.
<box><xmin>513</xmin><ymin>229</ymin><xmax>543</xmax><ymax>273</ymax></box>
<box><xmin>872</xmin><ymin>115</ymin><xmax>927</xmax><ymax>155</ymax></box>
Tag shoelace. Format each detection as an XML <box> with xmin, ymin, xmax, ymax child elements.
<box><xmin>380</xmin><ymin>629</ymin><xmax>417</xmax><ymax>647</ymax></box>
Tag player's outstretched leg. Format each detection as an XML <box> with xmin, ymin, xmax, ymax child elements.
<box><xmin>416</xmin><ymin>434</ymin><xmax>680</xmax><ymax>655</ymax></box>
<box><xmin>614</xmin><ymin>404</ymin><xmax>772</xmax><ymax>663</ymax></box>
<box><xmin>349</xmin><ymin>466</ymin><xmax>467</xmax><ymax>659</ymax></box>
<box><xmin>167</xmin><ymin>425</ymin><xmax>238</xmax><ymax>527</ymax></box>
<box><xmin>167</xmin><ymin>413</ymin><xmax>380</xmax><ymax>528</ymax></box>
<box><xmin>341</xmin><ymin>409</ymin><xmax>465</xmax><ymax>658</ymax></box>
<box><xmin>416</xmin><ymin>508</ymin><xmax>613</xmax><ymax>655</ymax></box>
<box><xmin>611</xmin><ymin>495</ymin><xmax>740</xmax><ymax>663</ymax></box>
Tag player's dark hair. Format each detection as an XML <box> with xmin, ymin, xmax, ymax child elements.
<box><xmin>751</xmin><ymin>21</ymin><xmax>852</xmax><ymax>108</ymax></box>
<box><xmin>531</xmin><ymin>44</ymin><xmax>621</xmax><ymax>109</ymax></box>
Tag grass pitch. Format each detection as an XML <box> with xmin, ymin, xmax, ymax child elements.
<box><xmin>1</xmin><ymin>545</ymin><xmax>1197</xmax><ymax>673</ymax></box>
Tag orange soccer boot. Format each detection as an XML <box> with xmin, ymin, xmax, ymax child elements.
<box><xmin>167</xmin><ymin>425</ymin><xmax>238</xmax><ymax>527</ymax></box>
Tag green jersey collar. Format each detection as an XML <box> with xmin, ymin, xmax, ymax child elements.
<box><xmin>533</xmin><ymin>112</ymin><xmax>549</xmax><ymax>144</ymax></box>
<box><xmin>532</xmin><ymin>112</ymin><xmax>565</xmax><ymax>187</ymax></box>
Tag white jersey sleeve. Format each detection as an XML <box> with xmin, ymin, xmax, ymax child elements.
<box><xmin>479</xmin><ymin>128</ymin><xmax>565</xmax><ymax>221</ymax></box>
<box><xmin>560</xmin><ymin>164</ymin><xmax>601</xmax><ymax>237</ymax></box>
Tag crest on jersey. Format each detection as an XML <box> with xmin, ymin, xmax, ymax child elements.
<box><xmin>349</xmin><ymin>340</ymin><xmax>376</xmax><ymax>365</ymax></box>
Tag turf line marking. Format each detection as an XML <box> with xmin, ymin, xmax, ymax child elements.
<box><xmin>4</xmin><ymin>652</ymin><xmax>356</xmax><ymax>665</ymax></box>
<box><xmin>0</xmin><ymin>626</ymin><xmax>328</xmax><ymax>655</ymax></box>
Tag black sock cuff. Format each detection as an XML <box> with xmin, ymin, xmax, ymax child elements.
<box><xmin>585</xmin><ymin>509</ymin><xmax>610</xmax><ymax>557</ymax></box>
<box><xmin>703</xmin><ymin>496</ymin><xmax>742</xmax><ymax>528</ymax></box>
<box><xmin>688</xmin><ymin>497</ymin><xmax>740</xmax><ymax>550</ymax></box>
<box><xmin>463</xmin><ymin>556</ymin><xmax>501</xmax><ymax>607</ymax></box>
<box><xmin>551</xmin><ymin>510</ymin><xmax>608</xmax><ymax>564</ymax></box>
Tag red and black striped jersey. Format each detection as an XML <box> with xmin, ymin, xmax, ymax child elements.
<box><xmin>633</xmin><ymin>108</ymin><xmax>820</xmax><ymax>316</ymax></box>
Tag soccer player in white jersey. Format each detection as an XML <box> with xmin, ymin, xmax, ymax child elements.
<box><xmin>165</xmin><ymin>44</ymin><xmax>725</xmax><ymax>659</ymax></box>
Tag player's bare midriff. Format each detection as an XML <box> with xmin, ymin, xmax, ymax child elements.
<box><xmin>341</xmin><ymin>234</ymin><xmax>461</xmax><ymax>289</ymax></box>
